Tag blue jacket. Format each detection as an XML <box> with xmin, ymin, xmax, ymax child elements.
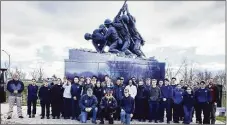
<box><xmin>71</xmin><ymin>83</ymin><xmax>82</xmax><ymax>100</ymax></box>
<box><xmin>172</xmin><ymin>88</ymin><xmax>184</xmax><ymax>104</ymax></box>
<box><xmin>160</xmin><ymin>85</ymin><xmax>173</xmax><ymax>99</ymax></box>
<box><xmin>171</xmin><ymin>84</ymin><xmax>177</xmax><ymax>89</ymax></box>
<box><xmin>27</xmin><ymin>84</ymin><xmax>38</xmax><ymax>101</ymax></box>
<box><xmin>7</xmin><ymin>79</ymin><xmax>24</xmax><ymax>96</ymax></box>
<box><xmin>183</xmin><ymin>92</ymin><xmax>195</xmax><ymax>108</ymax></box>
<box><xmin>113</xmin><ymin>84</ymin><xmax>124</xmax><ymax>101</ymax></box>
<box><xmin>121</xmin><ymin>95</ymin><xmax>135</xmax><ymax>114</ymax></box>
<box><xmin>195</xmin><ymin>88</ymin><xmax>212</xmax><ymax>103</ymax></box>
<box><xmin>79</xmin><ymin>94</ymin><xmax>98</xmax><ymax>112</ymax></box>
<box><xmin>100</xmin><ymin>96</ymin><xmax>118</xmax><ymax>109</ymax></box>
<box><xmin>38</xmin><ymin>85</ymin><xmax>51</xmax><ymax>103</ymax></box>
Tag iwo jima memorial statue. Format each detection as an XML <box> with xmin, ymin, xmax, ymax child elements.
<box><xmin>65</xmin><ymin>1</ymin><xmax>165</xmax><ymax>81</ymax></box>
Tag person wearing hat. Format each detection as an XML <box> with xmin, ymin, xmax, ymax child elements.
<box><xmin>99</xmin><ymin>89</ymin><xmax>117</xmax><ymax>124</ymax></box>
<box><xmin>159</xmin><ymin>78</ymin><xmax>173</xmax><ymax>123</ymax></box>
<box><xmin>79</xmin><ymin>88</ymin><xmax>98</xmax><ymax>124</ymax></box>
<box><xmin>195</xmin><ymin>81</ymin><xmax>212</xmax><ymax>124</ymax></box>
<box><xmin>120</xmin><ymin>88</ymin><xmax>135</xmax><ymax>125</ymax></box>
<box><xmin>38</xmin><ymin>79</ymin><xmax>51</xmax><ymax>119</ymax></box>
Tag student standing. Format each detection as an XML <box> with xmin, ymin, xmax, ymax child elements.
<box><xmin>182</xmin><ymin>87</ymin><xmax>195</xmax><ymax>124</ymax></box>
<box><xmin>38</xmin><ymin>80</ymin><xmax>51</xmax><ymax>119</ymax></box>
<box><xmin>172</xmin><ymin>84</ymin><xmax>184</xmax><ymax>123</ymax></box>
<box><xmin>62</xmin><ymin>78</ymin><xmax>72</xmax><ymax>119</ymax></box>
<box><xmin>27</xmin><ymin>79</ymin><xmax>39</xmax><ymax>118</ymax></box>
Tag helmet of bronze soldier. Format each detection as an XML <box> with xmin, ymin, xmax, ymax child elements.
<box><xmin>84</xmin><ymin>33</ymin><xmax>92</xmax><ymax>40</ymax></box>
<box><xmin>104</xmin><ymin>19</ymin><xmax>112</xmax><ymax>26</ymax></box>
<box><xmin>99</xmin><ymin>24</ymin><xmax>105</xmax><ymax>29</ymax></box>
<box><xmin>121</xmin><ymin>15</ymin><xmax>129</xmax><ymax>24</ymax></box>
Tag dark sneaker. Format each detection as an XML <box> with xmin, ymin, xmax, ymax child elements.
<box><xmin>57</xmin><ymin>116</ymin><xmax>60</xmax><ymax>119</ymax></box>
<box><xmin>99</xmin><ymin>121</ymin><xmax>104</xmax><ymax>124</ymax></box>
<box><xmin>149</xmin><ymin>120</ymin><xmax>152</xmax><ymax>122</ymax></box>
<box><xmin>92</xmin><ymin>121</ymin><xmax>97</xmax><ymax>124</ymax></box>
<box><xmin>155</xmin><ymin>120</ymin><xmax>158</xmax><ymax>123</ymax></box>
<box><xmin>32</xmin><ymin>114</ymin><xmax>35</xmax><ymax>118</ymax></box>
<box><xmin>47</xmin><ymin>117</ymin><xmax>50</xmax><ymax>119</ymax></box>
<box><xmin>19</xmin><ymin>116</ymin><xmax>24</xmax><ymax>118</ymax></box>
<box><xmin>7</xmin><ymin>116</ymin><xmax>11</xmax><ymax>119</ymax></box>
<box><xmin>167</xmin><ymin>121</ymin><xmax>170</xmax><ymax>124</ymax></box>
<box><xmin>41</xmin><ymin>117</ymin><xmax>44</xmax><ymax>119</ymax></box>
<box><xmin>29</xmin><ymin>115</ymin><xmax>31</xmax><ymax>118</ymax></box>
<box><xmin>53</xmin><ymin>117</ymin><xmax>55</xmax><ymax>119</ymax></box>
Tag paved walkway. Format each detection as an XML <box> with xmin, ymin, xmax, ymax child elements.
<box><xmin>0</xmin><ymin>103</ymin><xmax>225</xmax><ymax>124</ymax></box>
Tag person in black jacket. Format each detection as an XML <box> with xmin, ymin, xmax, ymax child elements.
<box><xmin>50</xmin><ymin>78</ymin><xmax>63</xmax><ymax>119</ymax></box>
<box><xmin>93</xmin><ymin>80</ymin><xmax>104</xmax><ymax>120</ymax></box>
<box><xmin>182</xmin><ymin>87</ymin><xmax>195</xmax><ymax>124</ymax></box>
<box><xmin>135</xmin><ymin>79</ymin><xmax>146</xmax><ymax>122</ymax></box>
<box><xmin>120</xmin><ymin>88</ymin><xmax>135</xmax><ymax>125</ymax></box>
<box><xmin>27</xmin><ymin>79</ymin><xmax>39</xmax><ymax>118</ymax></box>
<box><xmin>99</xmin><ymin>89</ymin><xmax>118</xmax><ymax>124</ymax></box>
<box><xmin>38</xmin><ymin>80</ymin><xmax>51</xmax><ymax>119</ymax></box>
<box><xmin>71</xmin><ymin>76</ymin><xmax>82</xmax><ymax>120</ymax></box>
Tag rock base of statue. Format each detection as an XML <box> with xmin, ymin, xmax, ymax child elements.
<box><xmin>64</xmin><ymin>49</ymin><xmax>165</xmax><ymax>81</ymax></box>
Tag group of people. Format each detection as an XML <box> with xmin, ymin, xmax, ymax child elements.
<box><xmin>6</xmin><ymin>73</ymin><xmax>220</xmax><ymax>124</ymax></box>
<box><xmin>84</xmin><ymin>4</ymin><xmax>146</xmax><ymax>58</ymax></box>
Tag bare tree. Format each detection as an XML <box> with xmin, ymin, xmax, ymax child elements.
<box><xmin>37</xmin><ymin>67</ymin><xmax>44</xmax><ymax>81</ymax></box>
<box><xmin>30</xmin><ymin>69</ymin><xmax>39</xmax><ymax>80</ymax></box>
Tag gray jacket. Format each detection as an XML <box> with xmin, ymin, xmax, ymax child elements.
<box><xmin>148</xmin><ymin>86</ymin><xmax>161</xmax><ymax>101</ymax></box>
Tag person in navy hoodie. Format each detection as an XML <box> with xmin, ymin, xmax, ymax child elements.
<box><xmin>195</xmin><ymin>81</ymin><xmax>212</xmax><ymax>124</ymax></box>
<box><xmin>160</xmin><ymin>78</ymin><xmax>173</xmax><ymax>123</ymax></box>
<box><xmin>135</xmin><ymin>79</ymin><xmax>146</xmax><ymax>122</ymax></box>
<box><xmin>27</xmin><ymin>79</ymin><xmax>39</xmax><ymax>118</ymax></box>
<box><xmin>172</xmin><ymin>84</ymin><xmax>184</xmax><ymax>123</ymax></box>
<box><xmin>38</xmin><ymin>79</ymin><xmax>51</xmax><ymax>119</ymax></box>
<box><xmin>120</xmin><ymin>88</ymin><xmax>135</xmax><ymax>125</ymax></box>
<box><xmin>182</xmin><ymin>87</ymin><xmax>195</xmax><ymax>124</ymax></box>
<box><xmin>71</xmin><ymin>76</ymin><xmax>82</xmax><ymax>120</ymax></box>
<box><xmin>113</xmin><ymin>78</ymin><xmax>124</xmax><ymax>120</ymax></box>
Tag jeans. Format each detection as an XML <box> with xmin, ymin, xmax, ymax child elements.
<box><xmin>120</xmin><ymin>110</ymin><xmax>131</xmax><ymax>125</ymax></box>
<box><xmin>80</xmin><ymin>107</ymin><xmax>98</xmax><ymax>123</ymax></box>
<box><xmin>183</xmin><ymin>106</ymin><xmax>194</xmax><ymax>124</ymax></box>
<box><xmin>159</xmin><ymin>99</ymin><xmax>172</xmax><ymax>122</ymax></box>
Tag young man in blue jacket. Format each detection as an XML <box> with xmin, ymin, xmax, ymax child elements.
<box><xmin>172</xmin><ymin>84</ymin><xmax>184</xmax><ymax>123</ymax></box>
<box><xmin>113</xmin><ymin>78</ymin><xmax>124</xmax><ymax>120</ymax></box>
<box><xmin>71</xmin><ymin>76</ymin><xmax>82</xmax><ymax>121</ymax></box>
<box><xmin>38</xmin><ymin>80</ymin><xmax>51</xmax><ymax>119</ymax></box>
<box><xmin>27</xmin><ymin>79</ymin><xmax>39</xmax><ymax>118</ymax></box>
<box><xmin>195</xmin><ymin>81</ymin><xmax>212</xmax><ymax>124</ymax></box>
<box><xmin>120</xmin><ymin>88</ymin><xmax>135</xmax><ymax>125</ymax></box>
<box><xmin>160</xmin><ymin>78</ymin><xmax>173</xmax><ymax>123</ymax></box>
<box><xmin>79</xmin><ymin>88</ymin><xmax>98</xmax><ymax>124</ymax></box>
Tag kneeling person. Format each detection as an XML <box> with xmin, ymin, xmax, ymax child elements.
<box><xmin>79</xmin><ymin>88</ymin><xmax>98</xmax><ymax>124</ymax></box>
<box><xmin>100</xmin><ymin>90</ymin><xmax>117</xmax><ymax>124</ymax></box>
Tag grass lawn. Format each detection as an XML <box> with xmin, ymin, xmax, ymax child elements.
<box><xmin>216</xmin><ymin>116</ymin><xmax>226</xmax><ymax>122</ymax></box>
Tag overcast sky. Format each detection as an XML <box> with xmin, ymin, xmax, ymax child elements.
<box><xmin>1</xmin><ymin>1</ymin><xmax>225</xmax><ymax>79</ymax></box>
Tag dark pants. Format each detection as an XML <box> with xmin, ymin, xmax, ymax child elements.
<box><xmin>160</xmin><ymin>99</ymin><xmax>172</xmax><ymax>122</ymax></box>
<box><xmin>63</xmin><ymin>97</ymin><xmax>72</xmax><ymax>118</ymax></box>
<box><xmin>114</xmin><ymin>99</ymin><xmax>121</xmax><ymax>120</ymax></box>
<box><xmin>52</xmin><ymin>101</ymin><xmax>61</xmax><ymax>117</ymax></box>
<box><xmin>210</xmin><ymin>102</ymin><xmax>216</xmax><ymax>124</ymax></box>
<box><xmin>144</xmin><ymin>100</ymin><xmax>149</xmax><ymax>120</ymax></box>
<box><xmin>183</xmin><ymin>106</ymin><xmax>194</xmax><ymax>124</ymax></box>
<box><xmin>27</xmin><ymin>99</ymin><xmax>37</xmax><ymax>115</ymax></box>
<box><xmin>197</xmin><ymin>102</ymin><xmax>210</xmax><ymax>124</ymax></box>
<box><xmin>100</xmin><ymin>108</ymin><xmax>116</xmax><ymax>124</ymax></box>
<box><xmin>173</xmin><ymin>103</ymin><xmax>183</xmax><ymax>122</ymax></box>
<box><xmin>135</xmin><ymin>98</ymin><xmax>146</xmax><ymax>120</ymax></box>
<box><xmin>148</xmin><ymin>101</ymin><xmax>159</xmax><ymax>121</ymax></box>
<box><xmin>41</xmin><ymin>101</ymin><xmax>50</xmax><ymax>117</ymax></box>
<box><xmin>72</xmin><ymin>99</ymin><xmax>80</xmax><ymax>119</ymax></box>
<box><xmin>195</xmin><ymin>102</ymin><xmax>200</xmax><ymax>122</ymax></box>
